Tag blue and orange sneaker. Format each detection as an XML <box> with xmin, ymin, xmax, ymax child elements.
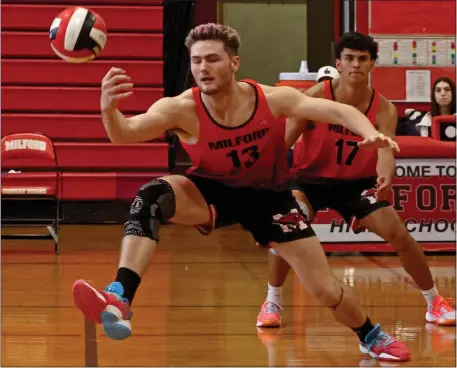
<box><xmin>359</xmin><ymin>324</ymin><xmax>411</xmax><ymax>362</ymax></box>
<box><xmin>72</xmin><ymin>279</ymin><xmax>132</xmax><ymax>340</ymax></box>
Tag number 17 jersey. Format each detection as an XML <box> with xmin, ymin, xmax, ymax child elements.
<box><xmin>291</xmin><ymin>79</ymin><xmax>381</xmax><ymax>181</ymax></box>
<box><xmin>180</xmin><ymin>80</ymin><xmax>289</xmax><ymax>190</ymax></box>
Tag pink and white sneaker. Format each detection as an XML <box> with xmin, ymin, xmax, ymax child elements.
<box><xmin>256</xmin><ymin>301</ymin><xmax>282</xmax><ymax>327</ymax></box>
<box><xmin>359</xmin><ymin>324</ymin><xmax>411</xmax><ymax>362</ymax></box>
<box><xmin>73</xmin><ymin>279</ymin><xmax>132</xmax><ymax>340</ymax></box>
<box><xmin>425</xmin><ymin>296</ymin><xmax>456</xmax><ymax>326</ymax></box>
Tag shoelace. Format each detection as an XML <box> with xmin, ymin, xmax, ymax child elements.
<box><xmin>104</xmin><ymin>285</ymin><xmax>129</xmax><ymax>304</ymax></box>
<box><xmin>368</xmin><ymin>331</ymin><xmax>396</xmax><ymax>350</ymax></box>
<box><xmin>439</xmin><ymin>299</ymin><xmax>455</xmax><ymax>313</ymax></box>
<box><xmin>264</xmin><ymin>302</ymin><xmax>281</xmax><ymax>314</ymax></box>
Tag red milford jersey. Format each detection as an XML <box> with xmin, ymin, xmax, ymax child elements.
<box><xmin>180</xmin><ymin>80</ymin><xmax>289</xmax><ymax>189</ymax></box>
<box><xmin>291</xmin><ymin>80</ymin><xmax>381</xmax><ymax>180</ymax></box>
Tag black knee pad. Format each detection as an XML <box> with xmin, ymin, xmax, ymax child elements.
<box><xmin>124</xmin><ymin>179</ymin><xmax>176</xmax><ymax>241</ymax></box>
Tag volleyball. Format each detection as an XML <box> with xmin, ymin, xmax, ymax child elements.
<box><xmin>49</xmin><ymin>6</ymin><xmax>107</xmax><ymax>63</ymax></box>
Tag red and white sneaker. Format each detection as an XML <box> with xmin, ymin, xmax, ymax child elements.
<box><xmin>425</xmin><ymin>296</ymin><xmax>456</xmax><ymax>326</ymax></box>
<box><xmin>256</xmin><ymin>301</ymin><xmax>282</xmax><ymax>327</ymax></box>
<box><xmin>73</xmin><ymin>279</ymin><xmax>132</xmax><ymax>340</ymax></box>
<box><xmin>359</xmin><ymin>324</ymin><xmax>411</xmax><ymax>362</ymax></box>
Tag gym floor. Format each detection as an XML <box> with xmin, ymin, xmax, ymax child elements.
<box><xmin>2</xmin><ymin>224</ymin><xmax>455</xmax><ymax>367</ymax></box>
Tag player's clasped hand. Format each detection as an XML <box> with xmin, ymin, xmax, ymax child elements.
<box><xmin>100</xmin><ymin>67</ymin><xmax>134</xmax><ymax>112</ymax></box>
<box><xmin>375</xmin><ymin>176</ymin><xmax>392</xmax><ymax>200</ymax></box>
<box><xmin>358</xmin><ymin>133</ymin><xmax>400</xmax><ymax>152</ymax></box>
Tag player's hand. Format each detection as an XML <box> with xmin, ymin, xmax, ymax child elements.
<box><xmin>375</xmin><ymin>175</ymin><xmax>392</xmax><ymax>200</ymax></box>
<box><xmin>101</xmin><ymin>67</ymin><xmax>134</xmax><ymax>112</ymax></box>
<box><xmin>358</xmin><ymin>133</ymin><xmax>400</xmax><ymax>151</ymax></box>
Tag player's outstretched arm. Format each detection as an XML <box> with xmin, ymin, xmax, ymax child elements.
<box><xmin>275</xmin><ymin>86</ymin><xmax>399</xmax><ymax>151</ymax></box>
<box><xmin>102</xmin><ymin>98</ymin><xmax>182</xmax><ymax>144</ymax></box>
<box><xmin>375</xmin><ymin>100</ymin><xmax>398</xmax><ymax>199</ymax></box>
<box><xmin>100</xmin><ymin>67</ymin><xmax>182</xmax><ymax>144</ymax></box>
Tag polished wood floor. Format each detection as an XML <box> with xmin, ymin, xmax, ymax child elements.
<box><xmin>2</xmin><ymin>224</ymin><xmax>456</xmax><ymax>367</ymax></box>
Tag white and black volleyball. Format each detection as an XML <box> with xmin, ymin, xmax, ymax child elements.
<box><xmin>49</xmin><ymin>6</ymin><xmax>107</xmax><ymax>63</ymax></box>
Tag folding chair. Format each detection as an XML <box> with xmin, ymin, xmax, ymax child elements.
<box><xmin>1</xmin><ymin>133</ymin><xmax>61</xmax><ymax>254</ymax></box>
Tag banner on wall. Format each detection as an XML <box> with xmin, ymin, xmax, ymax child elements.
<box><xmin>312</xmin><ymin>159</ymin><xmax>456</xmax><ymax>243</ymax></box>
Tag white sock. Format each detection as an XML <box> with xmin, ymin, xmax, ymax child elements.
<box><xmin>267</xmin><ymin>283</ymin><xmax>283</xmax><ymax>307</ymax></box>
<box><xmin>421</xmin><ymin>285</ymin><xmax>439</xmax><ymax>310</ymax></box>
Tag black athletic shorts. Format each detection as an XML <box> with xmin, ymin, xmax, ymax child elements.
<box><xmin>291</xmin><ymin>177</ymin><xmax>390</xmax><ymax>223</ymax></box>
<box><xmin>187</xmin><ymin>175</ymin><xmax>316</xmax><ymax>246</ymax></box>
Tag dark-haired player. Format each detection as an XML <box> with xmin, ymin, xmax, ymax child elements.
<box><xmin>257</xmin><ymin>31</ymin><xmax>455</xmax><ymax>331</ymax></box>
<box><xmin>72</xmin><ymin>24</ymin><xmax>410</xmax><ymax>362</ymax></box>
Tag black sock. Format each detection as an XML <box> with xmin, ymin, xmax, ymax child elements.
<box><xmin>352</xmin><ymin>317</ymin><xmax>375</xmax><ymax>343</ymax></box>
<box><xmin>115</xmin><ymin>267</ymin><xmax>141</xmax><ymax>305</ymax></box>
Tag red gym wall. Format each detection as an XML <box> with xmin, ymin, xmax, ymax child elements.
<box><xmin>1</xmin><ymin>1</ymin><xmax>171</xmax><ymax>361</ymax></box>
<box><xmin>1</xmin><ymin>0</ymin><xmax>169</xmax><ymax>201</ymax></box>
<box><xmin>355</xmin><ymin>0</ymin><xmax>456</xmax><ymax>113</ymax></box>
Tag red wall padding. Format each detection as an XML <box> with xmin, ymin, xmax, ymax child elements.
<box><xmin>2</xmin><ymin>143</ymin><xmax>169</xmax><ymax>170</ymax></box>
<box><xmin>2</xmin><ymin>87</ymin><xmax>162</xmax><ymax>113</ymax></box>
<box><xmin>55</xmin><ymin>143</ymin><xmax>169</xmax><ymax>169</ymax></box>
<box><xmin>60</xmin><ymin>172</ymin><xmax>171</xmax><ymax>200</ymax></box>
<box><xmin>2</xmin><ymin>172</ymin><xmax>171</xmax><ymax>200</ymax></box>
<box><xmin>395</xmin><ymin>136</ymin><xmax>456</xmax><ymax>158</ymax></box>
<box><xmin>1</xmin><ymin>1</ymin><xmax>168</xmax><ymax>200</ymax></box>
<box><xmin>2</xmin><ymin>60</ymin><xmax>163</xmax><ymax>86</ymax></box>
<box><xmin>1</xmin><ymin>114</ymin><xmax>165</xmax><ymax>140</ymax></box>
<box><xmin>355</xmin><ymin>0</ymin><xmax>369</xmax><ymax>34</ymax></box>
<box><xmin>371</xmin><ymin>67</ymin><xmax>456</xmax><ymax>102</ymax></box>
<box><xmin>2</xmin><ymin>114</ymin><xmax>108</xmax><ymax>140</ymax></box>
<box><xmin>2</xmin><ymin>32</ymin><xmax>163</xmax><ymax>59</ymax></box>
<box><xmin>1</xmin><ymin>5</ymin><xmax>163</xmax><ymax>32</ymax></box>
<box><xmin>369</xmin><ymin>1</ymin><xmax>456</xmax><ymax>35</ymax></box>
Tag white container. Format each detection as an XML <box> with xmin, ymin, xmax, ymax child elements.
<box><xmin>279</xmin><ymin>72</ymin><xmax>318</xmax><ymax>81</ymax></box>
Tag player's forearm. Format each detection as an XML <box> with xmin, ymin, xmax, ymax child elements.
<box><xmin>336</xmin><ymin>104</ymin><xmax>379</xmax><ymax>138</ymax></box>
<box><xmin>377</xmin><ymin>149</ymin><xmax>396</xmax><ymax>176</ymax></box>
<box><xmin>102</xmin><ymin>109</ymin><xmax>132</xmax><ymax>144</ymax></box>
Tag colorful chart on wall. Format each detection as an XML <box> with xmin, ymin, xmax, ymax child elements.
<box><xmin>373</xmin><ymin>37</ymin><xmax>456</xmax><ymax>67</ymax></box>
<box><xmin>355</xmin><ymin>0</ymin><xmax>456</xmax><ymax>102</ymax></box>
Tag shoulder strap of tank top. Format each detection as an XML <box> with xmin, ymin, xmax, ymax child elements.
<box><xmin>191</xmin><ymin>86</ymin><xmax>201</xmax><ymax>107</ymax></box>
<box><xmin>240</xmin><ymin>78</ymin><xmax>265</xmax><ymax>99</ymax></box>
<box><xmin>191</xmin><ymin>86</ymin><xmax>207</xmax><ymax>117</ymax></box>
<box><xmin>365</xmin><ymin>89</ymin><xmax>381</xmax><ymax>119</ymax></box>
<box><xmin>323</xmin><ymin>79</ymin><xmax>333</xmax><ymax>100</ymax></box>
<box><xmin>190</xmin><ymin>86</ymin><xmax>213</xmax><ymax>137</ymax></box>
<box><xmin>240</xmin><ymin>79</ymin><xmax>277</xmax><ymax>122</ymax></box>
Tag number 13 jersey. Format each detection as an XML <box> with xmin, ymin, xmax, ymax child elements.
<box><xmin>291</xmin><ymin>79</ymin><xmax>381</xmax><ymax>181</ymax></box>
<box><xmin>180</xmin><ymin>80</ymin><xmax>289</xmax><ymax>190</ymax></box>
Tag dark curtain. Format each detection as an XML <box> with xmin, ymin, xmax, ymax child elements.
<box><xmin>163</xmin><ymin>0</ymin><xmax>196</xmax><ymax>168</ymax></box>
<box><xmin>163</xmin><ymin>0</ymin><xmax>196</xmax><ymax>97</ymax></box>
<box><xmin>348</xmin><ymin>0</ymin><xmax>355</xmax><ymax>32</ymax></box>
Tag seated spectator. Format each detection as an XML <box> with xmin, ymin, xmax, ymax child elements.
<box><xmin>416</xmin><ymin>77</ymin><xmax>456</xmax><ymax>137</ymax></box>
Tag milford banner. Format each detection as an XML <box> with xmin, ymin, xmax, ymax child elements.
<box><xmin>312</xmin><ymin>159</ymin><xmax>456</xmax><ymax>243</ymax></box>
